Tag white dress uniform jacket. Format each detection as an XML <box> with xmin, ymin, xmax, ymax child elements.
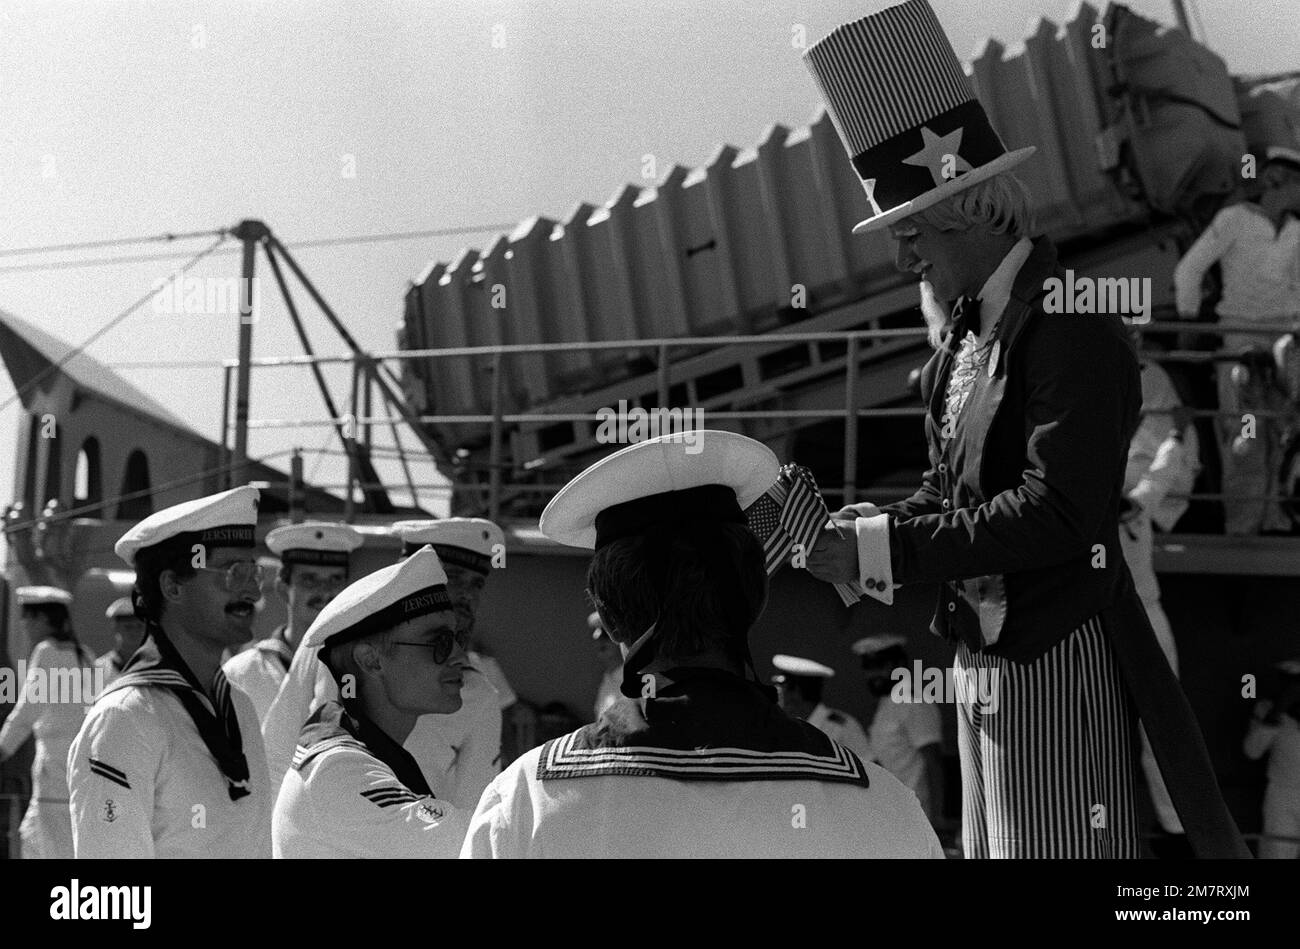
<box><xmin>865</xmin><ymin>698</ymin><xmax>942</xmax><ymax>814</ymax></box>
<box><xmin>67</xmin><ymin>646</ymin><xmax>272</xmax><ymax>859</ymax></box>
<box><xmin>1244</xmin><ymin>700</ymin><xmax>1300</xmax><ymax>859</ymax></box>
<box><xmin>93</xmin><ymin>650</ymin><xmax>128</xmax><ymax>689</ymax></box>
<box><xmin>273</xmin><ymin>701</ymin><xmax>469</xmax><ymax>858</ymax></box>
<box><xmin>222</xmin><ymin>631</ymin><xmax>294</xmax><ymax>725</ymax></box>
<box><xmin>414</xmin><ymin>654</ymin><xmax>503</xmax><ymax>808</ymax></box>
<box><xmin>806</xmin><ymin>703</ymin><xmax>873</xmax><ymax>765</ymax></box>
<box><xmin>462</xmin><ymin>669</ymin><xmax>943</xmax><ymax>859</ymax></box>
<box><xmin>0</xmin><ymin>639</ymin><xmax>94</xmax><ymax>859</ymax></box>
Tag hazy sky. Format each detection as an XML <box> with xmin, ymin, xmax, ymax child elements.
<box><xmin>1</xmin><ymin>0</ymin><xmax>1295</xmax><ymax>538</ymax></box>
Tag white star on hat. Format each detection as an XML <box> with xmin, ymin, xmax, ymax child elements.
<box><xmin>902</xmin><ymin>125</ymin><xmax>971</xmax><ymax>188</ymax></box>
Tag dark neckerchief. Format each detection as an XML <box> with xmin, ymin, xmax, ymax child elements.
<box><xmin>954</xmin><ymin>294</ymin><xmax>982</xmax><ymax>338</ymax></box>
<box><xmin>102</xmin><ymin>625</ymin><xmax>251</xmax><ymax>801</ymax></box>
<box><xmin>296</xmin><ymin>700</ymin><xmax>433</xmax><ymax>797</ymax></box>
<box><xmin>538</xmin><ymin>666</ymin><xmax>869</xmax><ymax>787</ymax></box>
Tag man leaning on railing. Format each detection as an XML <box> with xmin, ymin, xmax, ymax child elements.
<box><xmin>1173</xmin><ymin>145</ymin><xmax>1300</xmax><ymax>536</ymax></box>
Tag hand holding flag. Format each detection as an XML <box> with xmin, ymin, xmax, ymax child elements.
<box><xmin>743</xmin><ymin>464</ymin><xmax>866</xmax><ymax>606</ymax></box>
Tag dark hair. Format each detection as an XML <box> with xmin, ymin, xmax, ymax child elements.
<box><xmin>788</xmin><ymin>676</ymin><xmax>824</xmax><ymax>704</ymax></box>
<box><xmin>862</xmin><ymin>646</ymin><xmax>909</xmax><ymax>671</ymax></box>
<box><xmin>21</xmin><ymin>602</ymin><xmax>70</xmax><ymax>630</ymax></box>
<box><xmin>586</xmin><ymin>522</ymin><xmax>767</xmax><ymax>663</ymax></box>
<box><xmin>132</xmin><ymin>538</ymin><xmax>198</xmax><ymax>622</ymax></box>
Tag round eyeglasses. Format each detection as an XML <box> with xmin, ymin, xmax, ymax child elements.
<box><xmin>194</xmin><ymin>561</ymin><xmax>276</xmax><ymax>592</ymax></box>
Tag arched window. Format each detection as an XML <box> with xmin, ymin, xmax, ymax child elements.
<box><xmin>74</xmin><ymin>436</ymin><xmax>103</xmax><ymax>516</ymax></box>
<box><xmin>42</xmin><ymin>425</ymin><xmax>62</xmax><ymax>507</ymax></box>
<box><xmin>21</xmin><ymin>413</ymin><xmax>40</xmax><ymax>510</ymax></box>
<box><xmin>116</xmin><ymin>449</ymin><xmax>153</xmax><ymax>520</ymax></box>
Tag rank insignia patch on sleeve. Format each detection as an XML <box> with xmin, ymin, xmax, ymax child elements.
<box><xmin>415</xmin><ymin>801</ymin><xmax>446</xmax><ymax>824</ymax></box>
<box><xmin>89</xmin><ymin>757</ymin><xmax>131</xmax><ymax>790</ymax></box>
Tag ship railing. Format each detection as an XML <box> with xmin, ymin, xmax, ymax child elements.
<box><xmin>225</xmin><ymin>315</ymin><xmax>1300</xmax><ymax>521</ymax></box>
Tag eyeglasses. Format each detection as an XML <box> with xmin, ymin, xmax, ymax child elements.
<box><xmin>195</xmin><ymin>561</ymin><xmax>276</xmax><ymax>592</ymax></box>
<box><xmin>390</xmin><ymin>628</ymin><xmax>469</xmax><ymax>665</ymax></box>
<box><xmin>293</xmin><ymin>573</ymin><xmax>348</xmax><ymax>593</ymax></box>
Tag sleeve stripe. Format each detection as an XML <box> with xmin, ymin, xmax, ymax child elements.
<box><xmin>360</xmin><ymin>790</ymin><xmax>421</xmax><ymax>803</ymax></box>
<box><xmin>88</xmin><ymin>759</ymin><xmax>132</xmax><ymax>790</ymax></box>
<box><xmin>359</xmin><ymin>787</ymin><xmax>423</xmax><ymax>808</ymax></box>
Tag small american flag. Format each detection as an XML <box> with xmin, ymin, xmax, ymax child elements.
<box><xmin>744</xmin><ymin>464</ymin><xmax>864</xmax><ymax>606</ymax></box>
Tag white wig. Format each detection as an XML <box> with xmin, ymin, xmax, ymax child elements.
<box><xmin>910</xmin><ymin>173</ymin><xmax>1035</xmax><ymax>238</ymax></box>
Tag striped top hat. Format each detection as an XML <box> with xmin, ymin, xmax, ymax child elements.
<box><xmin>804</xmin><ymin>0</ymin><xmax>1034</xmax><ymax>234</ymax></box>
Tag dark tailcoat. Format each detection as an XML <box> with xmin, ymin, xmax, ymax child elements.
<box><xmin>878</xmin><ymin>236</ymin><xmax>1248</xmax><ymax>858</ymax></box>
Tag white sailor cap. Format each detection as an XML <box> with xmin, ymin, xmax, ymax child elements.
<box><xmin>392</xmin><ymin>518</ymin><xmax>504</xmax><ymax>574</ymax></box>
<box><xmin>851</xmin><ymin>634</ymin><xmax>908</xmax><ymax>657</ymax></box>
<box><xmin>105</xmin><ymin>596</ymin><xmax>136</xmax><ymax>620</ymax></box>
<box><xmin>300</xmin><ymin>545</ymin><xmax>453</xmax><ymax>652</ymax></box>
<box><xmin>771</xmin><ymin>654</ymin><xmax>835</xmax><ymax>682</ymax></box>
<box><xmin>540</xmin><ymin>431</ymin><xmax>779</xmax><ymax>550</ymax></box>
<box><xmin>266</xmin><ymin>521</ymin><xmax>363</xmax><ymax>568</ymax></box>
<box><xmin>114</xmin><ymin>485</ymin><xmax>259</xmax><ymax>566</ymax></box>
<box><xmin>16</xmin><ymin>586</ymin><xmax>73</xmax><ymax>607</ymax></box>
<box><xmin>1265</xmin><ymin>145</ymin><xmax>1300</xmax><ymax>172</ymax></box>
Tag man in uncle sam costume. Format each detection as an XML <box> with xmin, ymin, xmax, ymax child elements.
<box><xmin>262</xmin><ymin>517</ymin><xmax>506</xmax><ymax>809</ymax></box>
<box><xmin>460</xmin><ymin>431</ymin><xmax>941</xmax><ymax>859</ymax></box>
<box><xmin>66</xmin><ymin>486</ymin><xmax>272</xmax><ymax>858</ymax></box>
<box><xmin>271</xmin><ymin>546</ymin><xmax>470</xmax><ymax>858</ymax></box>
<box><xmin>802</xmin><ymin>0</ymin><xmax>1246</xmax><ymax>857</ymax></box>
<box><xmin>223</xmin><ymin>521</ymin><xmax>362</xmax><ymax>727</ymax></box>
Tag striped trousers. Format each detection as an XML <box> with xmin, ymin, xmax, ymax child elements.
<box><xmin>954</xmin><ymin>616</ymin><xmax>1141</xmax><ymax>858</ymax></box>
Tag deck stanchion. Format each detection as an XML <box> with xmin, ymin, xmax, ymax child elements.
<box><xmin>489</xmin><ymin>351</ymin><xmax>504</xmax><ymax>523</ymax></box>
<box><xmin>843</xmin><ymin>335</ymin><xmax>860</xmax><ymax>506</ymax></box>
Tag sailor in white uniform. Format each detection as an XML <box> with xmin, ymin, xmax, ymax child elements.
<box><xmin>462</xmin><ymin>431</ymin><xmax>943</xmax><ymax>859</ymax></box>
<box><xmin>272</xmin><ymin>545</ymin><xmax>470</xmax><ymax>858</ymax></box>
<box><xmin>66</xmin><ymin>486</ymin><xmax>273</xmax><ymax>858</ymax></box>
<box><xmin>223</xmin><ymin>522</ymin><xmax>362</xmax><ymax>726</ymax></box>
<box><xmin>0</xmin><ymin>586</ymin><xmax>95</xmax><ymax>859</ymax></box>
<box><xmin>851</xmin><ymin>634</ymin><xmax>945</xmax><ymax>824</ymax></box>
<box><xmin>771</xmin><ymin>654</ymin><xmax>874</xmax><ymax>766</ymax></box>
<box><xmin>391</xmin><ymin>519</ymin><xmax>507</xmax><ymax>804</ymax></box>
<box><xmin>94</xmin><ymin>596</ymin><xmax>147</xmax><ymax>688</ymax></box>
<box><xmin>1118</xmin><ymin>346</ymin><xmax>1199</xmax><ymax>846</ymax></box>
<box><xmin>262</xmin><ymin>518</ymin><xmax>507</xmax><ymax>808</ymax></box>
<box><xmin>1244</xmin><ymin>659</ymin><xmax>1300</xmax><ymax>859</ymax></box>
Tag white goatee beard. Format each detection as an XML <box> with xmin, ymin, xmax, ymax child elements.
<box><xmin>919</xmin><ymin>278</ymin><xmax>952</xmax><ymax>350</ymax></box>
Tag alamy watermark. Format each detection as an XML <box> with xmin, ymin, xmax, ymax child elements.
<box><xmin>594</xmin><ymin>399</ymin><xmax>705</xmax><ymax>454</ymax></box>
<box><xmin>0</xmin><ymin>662</ymin><xmax>106</xmax><ymax>705</ymax></box>
<box><xmin>889</xmin><ymin>661</ymin><xmax>1001</xmax><ymax>713</ymax></box>
<box><xmin>152</xmin><ymin>275</ymin><xmax>262</xmax><ymax>319</ymax></box>
<box><xmin>1042</xmin><ymin>270</ymin><xmax>1151</xmax><ymax>324</ymax></box>
<box><xmin>50</xmin><ymin>880</ymin><xmax>151</xmax><ymax>929</ymax></box>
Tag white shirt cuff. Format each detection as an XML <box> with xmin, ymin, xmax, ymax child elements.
<box><xmin>853</xmin><ymin>514</ymin><xmax>894</xmax><ymax>605</ymax></box>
